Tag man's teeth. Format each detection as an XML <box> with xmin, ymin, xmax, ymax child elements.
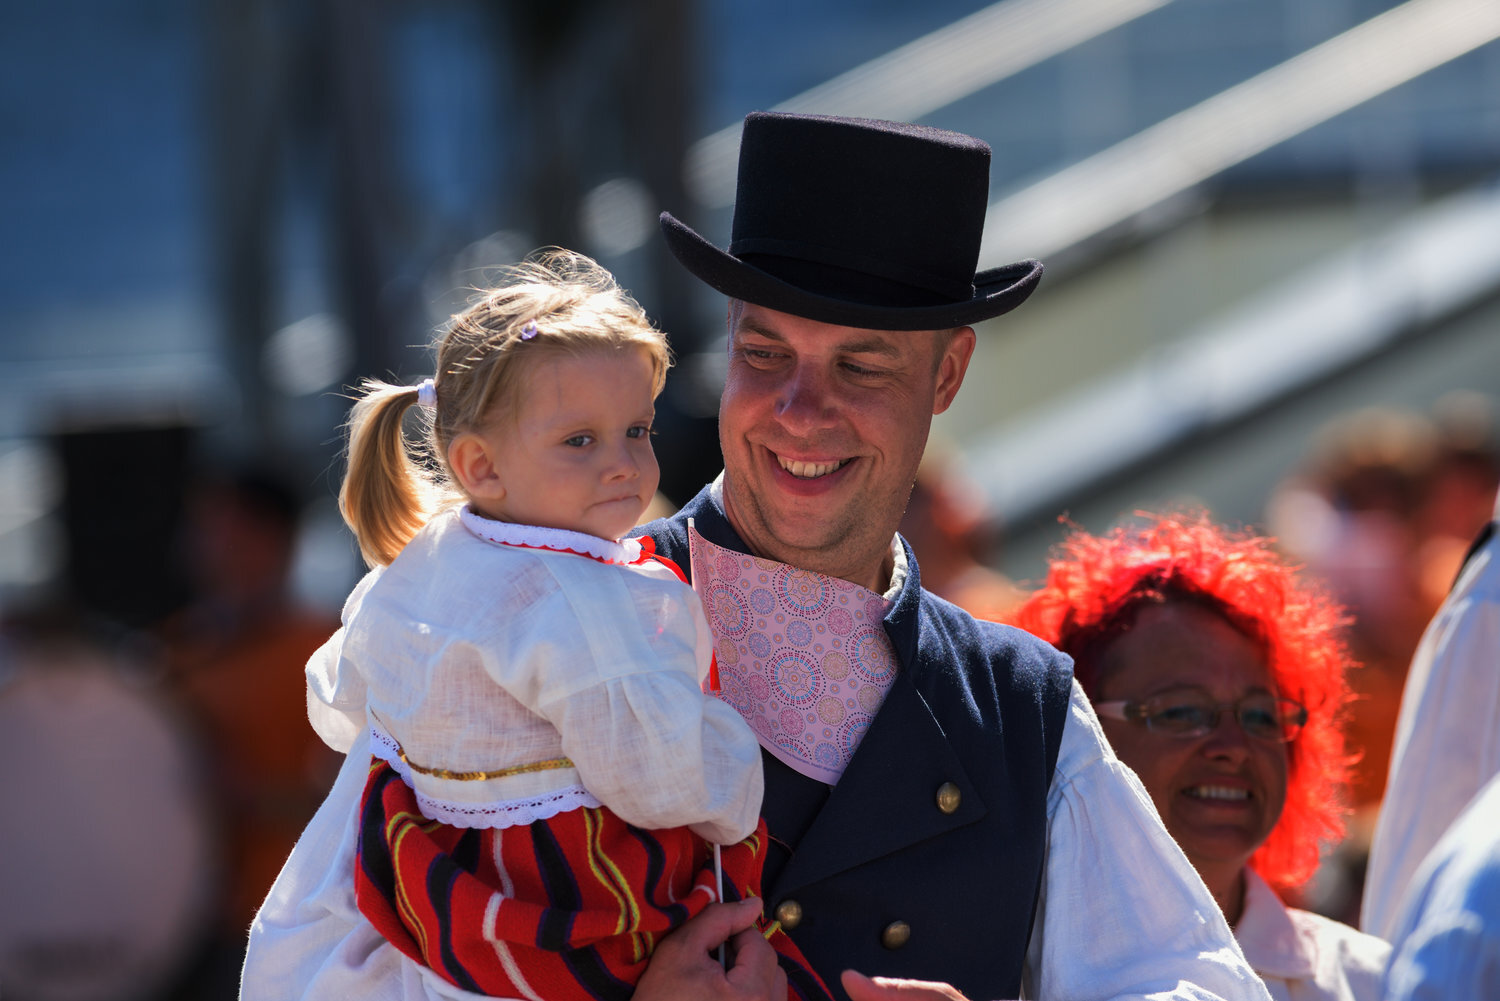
<box><xmin>779</xmin><ymin>457</ymin><xmax>847</xmax><ymax>479</ymax></box>
<box><xmin>1187</xmin><ymin>786</ymin><xmax>1250</xmax><ymax>801</ymax></box>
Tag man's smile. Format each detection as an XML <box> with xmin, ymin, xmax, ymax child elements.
<box><xmin>775</xmin><ymin>453</ymin><xmax>852</xmax><ymax>479</ymax></box>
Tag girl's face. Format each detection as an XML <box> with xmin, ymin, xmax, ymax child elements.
<box><xmin>1092</xmin><ymin>602</ymin><xmax>1289</xmax><ymax>908</ymax></box>
<box><xmin>460</xmin><ymin>345</ymin><xmax>660</xmax><ymax>541</ymax></box>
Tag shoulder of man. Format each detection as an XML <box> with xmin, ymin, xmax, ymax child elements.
<box><xmin>908</xmin><ymin>587</ymin><xmax>1075</xmax><ymax>798</ymax></box>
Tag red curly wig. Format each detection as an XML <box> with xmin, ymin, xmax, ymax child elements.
<box><xmin>1005</xmin><ymin>511</ymin><xmax>1356</xmax><ymax>893</ymax></box>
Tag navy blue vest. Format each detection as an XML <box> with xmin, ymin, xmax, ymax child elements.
<box><xmin>643</xmin><ymin>487</ymin><xmax>1074</xmax><ymax>1001</ymax></box>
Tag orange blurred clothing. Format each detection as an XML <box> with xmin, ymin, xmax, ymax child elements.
<box><xmin>1342</xmin><ymin>655</ymin><xmax>1407</xmax><ymax>811</ymax></box>
<box><xmin>161</xmin><ymin>600</ymin><xmax>341</xmax><ymax>932</ymax></box>
<box><xmin>1341</xmin><ymin>544</ymin><xmax>1451</xmax><ymax>813</ymax></box>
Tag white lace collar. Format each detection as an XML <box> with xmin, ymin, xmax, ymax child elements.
<box><xmin>458</xmin><ymin>506</ymin><xmax>643</xmax><ymax>565</ymax></box>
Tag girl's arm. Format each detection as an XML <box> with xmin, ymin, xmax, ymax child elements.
<box><xmin>512</xmin><ymin>565</ymin><xmax>763</xmax><ymax>843</ymax></box>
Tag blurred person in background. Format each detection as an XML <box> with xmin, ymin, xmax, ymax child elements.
<box><xmin>898</xmin><ymin>446</ymin><xmax>1026</xmax><ymax>621</ymax></box>
<box><xmin>1008</xmin><ymin>511</ymin><xmax>1391</xmax><ymax>1001</ymax></box>
<box><xmin>1361</xmin><ymin>481</ymin><xmax>1500</xmax><ymax>942</ymax></box>
<box><xmin>1264</xmin><ymin>396</ymin><xmax>1499</xmax><ymax>922</ymax></box>
<box><xmin>0</xmin><ymin>610</ymin><xmax>218</xmax><ymax>1001</ymax></box>
<box><xmin>157</xmin><ymin>462</ymin><xmax>341</xmax><ymax>994</ymax></box>
<box><xmin>1264</xmin><ymin>407</ymin><xmax>1439</xmax><ymax>815</ymax></box>
<box><xmin>1407</xmin><ymin>392</ymin><xmax>1500</xmax><ymax>610</ymax></box>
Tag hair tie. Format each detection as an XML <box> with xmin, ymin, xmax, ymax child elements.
<box><xmin>519</xmin><ymin>320</ymin><xmax>539</xmax><ymax>341</ymax></box>
<box><xmin>415</xmin><ymin>378</ymin><xmax>438</xmax><ymax>410</ymax></box>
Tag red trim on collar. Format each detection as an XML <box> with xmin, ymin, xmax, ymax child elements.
<box><xmin>635</xmin><ymin>535</ymin><xmax>688</xmax><ymax>578</ymax></box>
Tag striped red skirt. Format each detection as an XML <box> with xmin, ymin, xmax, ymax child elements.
<box><xmin>356</xmin><ymin>758</ymin><xmax>830</xmax><ymax>1001</ymax></box>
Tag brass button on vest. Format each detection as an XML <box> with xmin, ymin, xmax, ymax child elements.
<box><xmin>775</xmin><ymin>899</ymin><xmax>803</xmax><ymax>930</ymax></box>
<box><xmin>881</xmin><ymin>920</ymin><xmax>911</xmax><ymax>950</ymax></box>
<box><xmin>935</xmin><ymin>781</ymin><xmax>962</xmax><ymax>814</ymax></box>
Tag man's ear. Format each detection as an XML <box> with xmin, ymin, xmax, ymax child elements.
<box><xmin>932</xmin><ymin>326</ymin><xmax>976</xmax><ymax>415</ymax></box>
<box><xmin>448</xmin><ymin>432</ymin><xmax>506</xmax><ymax>504</ymax></box>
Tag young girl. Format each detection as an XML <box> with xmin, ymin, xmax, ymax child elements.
<box><xmin>307</xmin><ymin>249</ymin><xmax>827</xmax><ymax>1000</ymax></box>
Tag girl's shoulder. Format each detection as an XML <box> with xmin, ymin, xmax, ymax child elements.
<box><xmin>373</xmin><ymin>510</ymin><xmax>698</xmax><ymax>632</ymax></box>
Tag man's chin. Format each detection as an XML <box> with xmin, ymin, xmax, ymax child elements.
<box><xmin>736</xmin><ymin>515</ymin><xmax>842</xmax><ymax>569</ymax></box>
<box><xmin>760</xmin><ymin>515</ymin><xmax>873</xmax><ymax>573</ymax></box>
<box><xmin>727</xmin><ymin>469</ymin><xmax>863</xmax><ymax>545</ymax></box>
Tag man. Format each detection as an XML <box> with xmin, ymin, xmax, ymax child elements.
<box><xmin>631</xmin><ymin>112</ymin><xmax>1269</xmax><ymax>1001</ymax></box>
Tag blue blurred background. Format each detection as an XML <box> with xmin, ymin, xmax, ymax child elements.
<box><xmin>1</xmin><ymin>1</ymin><xmax>1498</xmax><ymax>998</ymax></box>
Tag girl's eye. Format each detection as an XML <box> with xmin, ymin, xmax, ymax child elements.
<box><xmin>564</xmin><ymin>434</ymin><xmax>594</xmax><ymax>447</ymax></box>
<box><xmin>626</xmin><ymin>425</ymin><xmax>652</xmax><ymax>439</ymax></box>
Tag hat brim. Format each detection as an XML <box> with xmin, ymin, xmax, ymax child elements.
<box><xmin>661</xmin><ymin>212</ymin><xmax>1042</xmax><ymax>331</ymax></box>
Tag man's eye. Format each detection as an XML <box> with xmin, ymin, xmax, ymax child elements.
<box><xmin>564</xmin><ymin>434</ymin><xmax>594</xmax><ymax>447</ymax></box>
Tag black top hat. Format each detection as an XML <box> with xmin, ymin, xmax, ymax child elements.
<box><xmin>660</xmin><ymin>112</ymin><xmax>1042</xmax><ymax>331</ymax></box>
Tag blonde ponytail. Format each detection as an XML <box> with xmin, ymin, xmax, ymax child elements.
<box><xmin>338</xmin><ymin>380</ymin><xmax>448</xmax><ymax>567</ymax></box>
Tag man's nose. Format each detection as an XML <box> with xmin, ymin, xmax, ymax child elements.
<box><xmin>774</xmin><ymin>363</ymin><xmax>836</xmax><ymax>432</ymax></box>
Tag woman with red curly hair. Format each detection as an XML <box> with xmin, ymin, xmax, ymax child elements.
<box><xmin>1007</xmin><ymin>511</ymin><xmax>1390</xmax><ymax>1001</ymax></box>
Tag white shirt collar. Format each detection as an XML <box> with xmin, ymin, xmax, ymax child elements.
<box><xmin>458</xmin><ymin>506</ymin><xmax>643</xmax><ymax>565</ymax></box>
<box><xmin>1234</xmin><ymin>867</ymin><xmax>1316</xmax><ymax>980</ymax></box>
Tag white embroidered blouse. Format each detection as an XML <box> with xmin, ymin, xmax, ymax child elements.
<box><xmin>305</xmin><ymin>505</ymin><xmax>763</xmax><ymax>845</ymax></box>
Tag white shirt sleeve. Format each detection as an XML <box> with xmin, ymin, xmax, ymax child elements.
<box><xmin>304</xmin><ymin>566</ymin><xmax>385</xmax><ymax>753</ymax></box>
<box><xmin>1380</xmin><ymin>773</ymin><xmax>1500</xmax><ymax>1001</ymax></box>
<box><xmin>1024</xmin><ymin>681</ymin><xmax>1273</xmax><ymax>1001</ymax></box>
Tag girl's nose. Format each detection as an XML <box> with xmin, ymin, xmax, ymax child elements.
<box><xmin>603</xmin><ymin>442</ymin><xmax>639</xmax><ymax>481</ymax></box>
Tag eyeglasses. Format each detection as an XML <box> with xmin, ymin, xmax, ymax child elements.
<box><xmin>1093</xmin><ymin>691</ymin><xmax>1308</xmax><ymax>743</ymax></box>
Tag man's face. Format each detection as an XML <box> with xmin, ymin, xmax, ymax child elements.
<box><xmin>717</xmin><ymin>302</ymin><xmax>975</xmax><ymax>591</ymax></box>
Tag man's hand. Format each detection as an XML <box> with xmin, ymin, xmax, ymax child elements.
<box><xmin>840</xmin><ymin>969</ymin><xmax>974</xmax><ymax>1000</ymax></box>
<box><xmin>633</xmin><ymin>898</ymin><xmax>786</xmax><ymax>1001</ymax></box>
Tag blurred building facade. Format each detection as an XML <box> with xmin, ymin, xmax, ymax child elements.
<box><xmin>4</xmin><ymin>0</ymin><xmax>1497</xmax><ymax>609</ymax></box>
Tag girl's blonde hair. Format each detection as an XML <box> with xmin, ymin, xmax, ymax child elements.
<box><xmin>339</xmin><ymin>248</ymin><xmax>671</xmax><ymax>567</ymax></box>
